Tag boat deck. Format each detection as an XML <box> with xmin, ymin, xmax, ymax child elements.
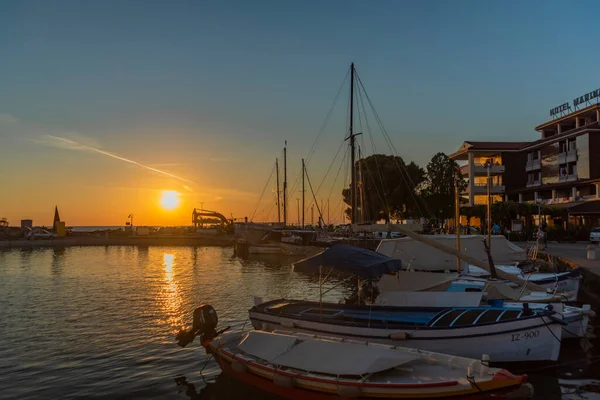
<box><xmin>253</xmin><ymin>299</ymin><xmax>537</xmax><ymax>329</ymax></box>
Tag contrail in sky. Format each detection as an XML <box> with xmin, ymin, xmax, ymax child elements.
<box><xmin>48</xmin><ymin>135</ymin><xmax>196</xmax><ymax>185</ymax></box>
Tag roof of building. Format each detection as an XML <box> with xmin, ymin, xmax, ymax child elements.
<box><xmin>449</xmin><ymin>141</ymin><xmax>530</xmax><ymax>159</ymax></box>
<box><xmin>464</xmin><ymin>141</ymin><xmax>529</xmax><ymax>150</ymax></box>
<box><xmin>535</xmin><ymin>103</ymin><xmax>600</xmax><ymax>131</ymax></box>
<box><xmin>450</xmin><ymin>120</ymin><xmax>600</xmax><ymax>159</ymax></box>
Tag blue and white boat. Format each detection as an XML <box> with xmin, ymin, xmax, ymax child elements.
<box><xmin>250</xmin><ymin>245</ymin><xmax>566</xmax><ymax>363</ymax></box>
<box><xmin>249</xmin><ymin>299</ymin><xmax>564</xmax><ymax>363</ymax></box>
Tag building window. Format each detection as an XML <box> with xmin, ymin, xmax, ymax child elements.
<box><xmin>527</xmin><ymin>171</ymin><xmax>541</xmax><ymax>184</ymax></box>
<box><xmin>474</xmin><ymin>176</ymin><xmax>502</xmax><ymax>186</ymax></box>
<box><xmin>473</xmin><ymin>195</ymin><xmax>503</xmax><ymax>205</ymax></box>
<box><xmin>559</xmin><ymin>165</ymin><xmax>567</xmax><ymax>178</ymax></box>
<box><xmin>474</xmin><ymin>156</ymin><xmax>502</xmax><ymax>166</ymax></box>
<box><xmin>559</xmin><ymin>141</ymin><xmax>567</xmax><ymax>153</ymax></box>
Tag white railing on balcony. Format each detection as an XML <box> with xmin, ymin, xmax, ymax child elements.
<box><xmin>526</xmin><ymin>180</ymin><xmax>541</xmax><ymax>188</ymax></box>
<box><xmin>559</xmin><ymin>174</ymin><xmax>578</xmax><ymax>182</ymax></box>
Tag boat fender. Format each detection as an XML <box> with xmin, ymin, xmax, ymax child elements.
<box><xmin>273</xmin><ymin>372</ymin><xmax>296</xmax><ymax>388</ymax></box>
<box><xmin>337</xmin><ymin>385</ymin><xmax>362</xmax><ymax>398</ymax></box>
<box><xmin>479</xmin><ymin>355</ymin><xmax>490</xmax><ymax>376</ymax></box>
<box><xmin>231</xmin><ymin>359</ymin><xmax>248</xmax><ymax>374</ymax></box>
<box><xmin>390</xmin><ymin>332</ymin><xmax>409</xmax><ymax>340</ymax></box>
<box><xmin>582</xmin><ymin>305</ymin><xmax>596</xmax><ymax>318</ymax></box>
<box><xmin>281</xmin><ymin>320</ymin><xmax>296</xmax><ymax>328</ymax></box>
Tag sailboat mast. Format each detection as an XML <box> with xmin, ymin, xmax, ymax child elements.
<box><xmin>283</xmin><ymin>141</ymin><xmax>287</xmax><ymax>226</ymax></box>
<box><xmin>349</xmin><ymin>63</ymin><xmax>356</xmax><ymax>224</ymax></box>
<box><xmin>276</xmin><ymin>158</ymin><xmax>281</xmax><ymax>224</ymax></box>
<box><xmin>302</xmin><ymin>158</ymin><xmax>305</xmax><ymax>228</ymax></box>
<box><xmin>454</xmin><ymin>168</ymin><xmax>461</xmax><ymax>273</ymax></box>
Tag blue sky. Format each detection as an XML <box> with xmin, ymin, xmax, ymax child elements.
<box><xmin>1</xmin><ymin>0</ymin><xmax>599</xmax><ymax>224</ymax></box>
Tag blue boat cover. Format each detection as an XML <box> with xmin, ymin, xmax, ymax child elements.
<box><xmin>292</xmin><ymin>245</ymin><xmax>402</xmax><ymax>278</ymax></box>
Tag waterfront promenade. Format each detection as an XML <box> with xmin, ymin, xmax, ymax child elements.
<box><xmin>529</xmin><ymin>242</ymin><xmax>600</xmax><ymax>277</ymax></box>
<box><xmin>0</xmin><ymin>235</ymin><xmax>234</xmax><ymax>249</ymax></box>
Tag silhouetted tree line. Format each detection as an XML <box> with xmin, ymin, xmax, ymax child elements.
<box><xmin>342</xmin><ymin>152</ymin><xmax>466</xmax><ymax>222</ymax></box>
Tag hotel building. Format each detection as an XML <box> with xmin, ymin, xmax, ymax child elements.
<box><xmin>450</xmin><ymin>92</ymin><xmax>600</xmax><ymax>225</ymax></box>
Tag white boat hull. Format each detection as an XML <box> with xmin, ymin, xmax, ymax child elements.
<box><xmin>250</xmin><ymin>311</ymin><xmax>563</xmax><ymax>362</ymax></box>
<box><xmin>280</xmin><ymin>242</ymin><xmax>324</xmax><ymax>257</ymax></box>
<box><xmin>248</xmin><ymin>245</ymin><xmax>281</xmax><ymax>254</ymax></box>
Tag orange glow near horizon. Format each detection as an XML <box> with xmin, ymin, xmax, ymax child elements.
<box><xmin>160</xmin><ymin>190</ymin><xmax>180</xmax><ymax>211</ymax></box>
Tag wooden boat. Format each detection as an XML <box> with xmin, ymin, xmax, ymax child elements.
<box><xmin>249</xmin><ymin>299</ymin><xmax>564</xmax><ymax>363</ymax></box>
<box><xmin>177</xmin><ymin>306</ymin><xmax>533</xmax><ymax>399</ymax></box>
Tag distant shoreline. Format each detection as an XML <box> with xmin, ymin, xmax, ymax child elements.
<box><xmin>0</xmin><ymin>235</ymin><xmax>234</xmax><ymax>249</ymax></box>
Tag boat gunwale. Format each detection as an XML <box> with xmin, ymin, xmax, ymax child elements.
<box><xmin>214</xmin><ymin>345</ymin><xmax>508</xmax><ymax>390</ymax></box>
<box><xmin>249</xmin><ymin>313</ymin><xmax>561</xmax><ymax>341</ymax></box>
<box><xmin>250</xmin><ymin>298</ymin><xmax>557</xmax><ymax>332</ymax></box>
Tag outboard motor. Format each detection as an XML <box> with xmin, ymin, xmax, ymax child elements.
<box><xmin>176</xmin><ymin>305</ymin><xmax>218</xmax><ymax>347</ymax></box>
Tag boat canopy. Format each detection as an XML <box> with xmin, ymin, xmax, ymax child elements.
<box><xmin>376</xmin><ymin>235</ymin><xmax>526</xmax><ymax>271</ymax></box>
<box><xmin>293</xmin><ymin>245</ymin><xmax>402</xmax><ymax>278</ymax></box>
<box><xmin>239</xmin><ymin>331</ymin><xmax>418</xmax><ymax>375</ymax></box>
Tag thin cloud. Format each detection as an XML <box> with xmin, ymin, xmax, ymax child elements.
<box><xmin>46</xmin><ymin>135</ymin><xmax>196</xmax><ymax>185</ymax></box>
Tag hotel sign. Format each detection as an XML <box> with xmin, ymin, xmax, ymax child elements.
<box><xmin>550</xmin><ymin>103</ymin><xmax>570</xmax><ymax>116</ymax></box>
<box><xmin>550</xmin><ymin>88</ymin><xmax>600</xmax><ymax>116</ymax></box>
<box><xmin>573</xmin><ymin>88</ymin><xmax>600</xmax><ymax>107</ymax></box>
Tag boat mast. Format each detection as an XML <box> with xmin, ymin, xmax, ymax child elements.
<box><xmin>276</xmin><ymin>158</ymin><xmax>281</xmax><ymax>224</ymax></box>
<box><xmin>454</xmin><ymin>168</ymin><xmax>461</xmax><ymax>273</ymax></box>
<box><xmin>283</xmin><ymin>141</ymin><xmax>287</xmax><ymax>226</ymax></box>
<box><xmin>358</xmin><ymin>146</ymin><xmax>365</xmax><ymax>223</ymax></box>
<box><xmin>302</xmin><ymin>158</ymin><xmax>305</xmax><ymax>228</ymax></box>
<box><xmin>350</xmin><ymin>63</ymin><xmax>356</xmax><ymax>224</ymax></box>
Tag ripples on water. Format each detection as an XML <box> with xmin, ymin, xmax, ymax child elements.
<box><xmin>0</xmin><ymin>246</ymin><xmax>598</xmax><ymax>400</ymax></box>
<box><xmin>0</xmin><ymin>246</ymin><xmax>349</xmax><ymax>399</ymax></box>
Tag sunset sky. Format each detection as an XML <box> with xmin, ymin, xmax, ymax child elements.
<box><xmin>1</xmin><ymin>0</ymin><xmax>600</xmax><ymax>226</ymax></box>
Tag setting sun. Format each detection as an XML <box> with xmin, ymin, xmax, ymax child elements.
<box><xmin>160</xmin><ymin>190</ymin><xmax>180</xmax><ymax>210</ymax></box>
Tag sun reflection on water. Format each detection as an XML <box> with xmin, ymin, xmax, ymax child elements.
<box><xmin>161</xmin><ymin>252</ymin><xmax>183</xmax><ymax>328</ymax></box>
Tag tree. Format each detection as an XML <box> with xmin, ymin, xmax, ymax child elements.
<box><xmin>421</xmin><ymin>152</ymin><xmax>465</xmax><ymax>220</ymax></box>
<box><xmin>342</xmin><ymin>154</ymin><xmax>425</xmax><ymax>222</ymax></box>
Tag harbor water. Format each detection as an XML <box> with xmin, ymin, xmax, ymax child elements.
<box><xmin>0</xmin><ymin>246</ymin><xmax>598</xmax><ymax>399</ymax></box>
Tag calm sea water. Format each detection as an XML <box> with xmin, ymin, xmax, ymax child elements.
<box><xmin>0</xmin><ymin>246</ymin><xmax>597</xmax><ymax>400</ymax></box>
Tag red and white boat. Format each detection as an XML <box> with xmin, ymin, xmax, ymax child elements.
<box><xmin>177</xmin><ymin>305</ymin><xmax>534</xmax><ymax>400</ymax></box>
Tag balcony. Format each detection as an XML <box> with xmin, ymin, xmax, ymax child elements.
<box><xmin>470</xmin><ymin>183</ymin><xmax>505</xmax><ymax>194</ymax></box>
<box><xmin>471</xmin><ymin>163</ymin><xmax>505</xmax><ymax>175</ymax></box>
<box><xmin>558</xmin><ymin>149</ymin><xmax>577</xmax><ymax>164</ymax></box>
<box><xmin>526</xmin><ymin>180</ymin><xmax>542</xmax><ymax>188</ymax></box>
<box><xmin>559</xmin><ymin>174</ymin><xmax>578</xmax><ymax>182</ymax></box>
<box><xmin>525</xmin><ymin>159</ymin><xmax>541</xmax><ymax>171</ymax></box>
